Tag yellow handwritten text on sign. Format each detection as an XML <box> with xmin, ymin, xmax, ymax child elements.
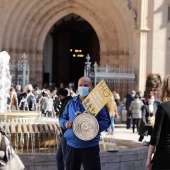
<box><xmin>82</xmin><ymin>79</ymin><xmax>112</xmax><ymax>116</ymax></box>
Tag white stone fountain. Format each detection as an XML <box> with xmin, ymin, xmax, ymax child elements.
<box><xmin>0</xmin><ymin>51</ymin><xmax>11</xmax><ymax>115</ymax></box>
<box><xmin>0</xmin><ymin>51</ymin><xmax>60</xmax><ymax>154</ymax></box>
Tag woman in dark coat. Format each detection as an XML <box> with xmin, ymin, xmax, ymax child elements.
<box><xmin>138</xmin><ymin>94</ymin><xmax>156</xmax><ymax>142</ymax></box>
<box><xmin>146</xmin><ymin>75</ymin><xmax>170</xmax><ymax>170</ymax></box>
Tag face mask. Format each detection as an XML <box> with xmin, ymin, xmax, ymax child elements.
<box><xmin>78</xmin><ymin>86</ymin><xmax>89</xmax><ymax>97</ymax></box>
<box><xmin>149</xmin><ymin>99</ymin><xmax>154</xmax><ymax>104</ymax></box>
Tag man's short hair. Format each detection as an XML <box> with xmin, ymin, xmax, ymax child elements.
<box><xmin>57</xmin><ymin>88</ymin><xmax>68</xmax><ymax>96</ymax></box>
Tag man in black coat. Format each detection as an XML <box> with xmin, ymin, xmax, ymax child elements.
<box><xmin>56</xmin><ymin>88</ymin><xmax>72</xmax><ymax>170</ymax></box>
<box><xmin>125</xmin><ymin>90</ymin><xmax>135</xmax><ymax>129</ymax></box>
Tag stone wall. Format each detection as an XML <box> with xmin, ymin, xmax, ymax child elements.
<box><xmin>19</xmin><ymin>146</ymin><xmax>148</xmax><ymax>170</ymax></box>
<box><xmin>0</xmin><ymin>0</ymin><xmax>135</xmax><ymax>88</ymax></box>
<box><xmin>1</xmin><ymin>0</ymin><xmax>170</xmax><ymax>91</ymax></box>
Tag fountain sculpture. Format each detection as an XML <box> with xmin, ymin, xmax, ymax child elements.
<box><xmin>0</xmin><ymin>51</ymin><xmax>11</xmax><ymax>115</ymax></box>
<box><xmin>0</xmin><ymin>51</ymin><xmax>60</xmax><ymax>153</ymax></box>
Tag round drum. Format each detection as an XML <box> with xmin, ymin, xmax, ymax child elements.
<box><xmin>73</xmin><ymin>113</ymin><xmax>99</xmax><ymax>141</ymax></box>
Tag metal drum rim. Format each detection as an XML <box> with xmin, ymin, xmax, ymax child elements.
<box><xmin>73</xmin><ymin>113</ymin><xmax>99</xmax><ymax>141</ymax></box>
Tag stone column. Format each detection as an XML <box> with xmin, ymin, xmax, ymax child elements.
<box><xmin>137</xmin><ymin>0</ymin><xmax>150</xmax><ymax>93</ymax></box>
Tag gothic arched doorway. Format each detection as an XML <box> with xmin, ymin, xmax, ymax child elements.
<box><xmin>43</xmin><ymin>14</ymin><xmax>100</xmax><ymax>88</ymax></box>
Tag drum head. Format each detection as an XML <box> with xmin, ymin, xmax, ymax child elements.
<box><xmin>73</xmin><ymin>113</ymin><xmax>99</xmax><ymax>141</ymax></box>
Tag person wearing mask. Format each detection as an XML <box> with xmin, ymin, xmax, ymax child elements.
<box><xmin>129</xmin><ymin>93</ymin><xmax>144</xmax><ymax>133</ymax></box>
<box><xmin>125</xmin><ymin>90</ymin><xmax>136</xmax><ymax>129</ymax></box>
<box><xmin>60</xmin><ymin>76</ymin><xmax>110</xmax><ymax>170</ymax></box>
<box><xmin>138</xmin><ymin>94</ymin><xmax>156</xmax><ymax>143</ymax></box>
<box><xmin>146</xmin><ymin>75</ymin><xmax>170</xmax><ymax>170</ymax></box>
<box><xmin>56</xmin><ymin>88</ymin><xmax>72</xmax><ymax>170</ymax></box>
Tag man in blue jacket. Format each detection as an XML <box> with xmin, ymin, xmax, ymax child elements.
<box><xmin>60</xmin><ymin>76</ymin><xmax>111</xmax><ymax>170</ymax></box>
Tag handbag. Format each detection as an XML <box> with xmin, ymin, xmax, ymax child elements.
<box><xmin>147</xmin><ymin>115</ymin><xmax>155</xmax><ymax>127</ymax></box>
<box><xmin>0</xmin><ymin>125</ymin><xmax>25</xmax><ymax>170</ymax></box>
<box><xmin>127</xmin><ymin>110</ymin><xmax>132</xmax><ymax>118</ymax></box>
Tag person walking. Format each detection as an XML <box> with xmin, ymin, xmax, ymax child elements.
<box><xmin>113</xmin><ymin>91</ymin><xmax>120</xmax><ymax>107</ymax></box>
<box><xmin>56</xmin><ymin>88</ymin><xmax>72</xmax><ymax>170</ymax></box>
<box><xmin>138</xmin><ymin>94</ymin><xmax>156</xmax><ymax>143</ymax></box>
<box><xmin>60</xmin><ymin>76</ymin><xmax>110</xmax><ymax>170</ymax></box>
<box><xmin>39</xmin><ymin>89</ymin><xmax>55</xmax><ymax>117</ymax></box>
<box><xmin>106</xmin><ymin>95</ymin><xmax>118</xmax><ymax>135</ymax></box>
<box><xmin>146</xmin><ymin>75</ymin><xmax>170</xmax><ymax>170</ymax></box>
<box><xmin>129</xmin><ymin>93</ymin><xmax>144</xmax><ymax>133</ymax></box>
<box><xmin>125</xmin><ymin>90</ymin><xmax>135</xmax><ymax>129</ymax></box>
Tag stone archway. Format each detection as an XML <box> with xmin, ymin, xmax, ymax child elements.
<box><xmin>43</xmin><ymin>14</ymin><xmax>100</xmax><ymax>87</ymax></box>
<box><xmin>0</xmin><ymin>0</ymin><xmax>136</xmax><ymax>89</ymax></box>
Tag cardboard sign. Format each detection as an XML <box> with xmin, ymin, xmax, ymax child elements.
<box><xmin>82</xmin><ymin>79</ymin><xmax>112</xmax><ymax>116</ymax></box>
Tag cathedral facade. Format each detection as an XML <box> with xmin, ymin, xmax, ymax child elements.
<box><xmin>0</xmin><ymin>0</ymin><xmax>169</xmax><ymax>96</ymax></box>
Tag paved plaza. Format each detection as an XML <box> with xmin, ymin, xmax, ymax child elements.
<box><xmin>114</xmin><ymin>124</ymin><xmax>150</xmax><ymax>148</ymax></box>
<box><xmin>99</xmin><ymin>123</ymin><xmax>150</xmax><ymax>151</ymax></box>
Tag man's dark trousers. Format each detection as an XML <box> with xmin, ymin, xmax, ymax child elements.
<box><xmin>56</xmin><ymin>137</ymin><xmax>67</xmax><ymax>170</ymax></box>
<box><xmin>65</xmin><ymin>145</ymin><xmax>101</xmax><ymax>170</ymax></box>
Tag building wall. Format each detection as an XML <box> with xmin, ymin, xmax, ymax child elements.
<box><xmin>0</xmin><ymin>0</ymin><xmax>168</xmax><ymax>96</ymax></box>
<box><xmin>151</xmin><ymin>0</ymin><xmax>170</xmax><ymax>79</ymax></box>
<box><xmin>0</xmin><ymin>1</ymin><xmax>135</xmax><ymax>88</ymax></box>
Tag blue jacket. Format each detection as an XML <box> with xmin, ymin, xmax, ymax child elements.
<box><xmin>59</xmin><ymin>95</ymin><xmax>111</xmax><ymax>148</ymax></box>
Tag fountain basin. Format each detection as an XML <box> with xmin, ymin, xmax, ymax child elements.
<box><xmin>19</xmin><ymin>141</ymin><xmax>148</xmax><ymax>170</ymax></box>
<box><xmin>1</xmin><ymin>122</ymin><xmax>60</xmax><ymax>152</ymax></box>
<box><xmin>1</xmin><ymin>111</ymin><xmax>60</xmax><ymax>153</ymax></box>
<box><xmin>0</xmin><ymin>110</ymin><xmax>148</xmax><ymax>169</ymax></box>
<box><xmin>0</xmin><ymin>111</ymin><xmax>39</xmax><ymax>122</ymax></box>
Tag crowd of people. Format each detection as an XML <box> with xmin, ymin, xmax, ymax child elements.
<box><xmin>6</xmin><ymin>80</ymin><xmax>159</xmax><ymax>141</ymax></box>
<box><xmin>122</xmin><ymin>76</ymin><xmax>170</xmax><ymax>170</ymax></box>
<box><xmin>122</xmin><ymin>90</ymin><xmax>161</xmax><ymax>149</ymax></box>
<box><xmin>6</xmin><ymin>82</ymin><xmax>77</xmax><ymax>116</ymax></box>
<box><xmin>5</xmin><ymin>75</ymin><xmax>170</xmax><ymax>170</ymax></box>
<box><xmin>104</xmin><ymin>88</ymin><xmax>158</xmax><ymax>144</ymax></box>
